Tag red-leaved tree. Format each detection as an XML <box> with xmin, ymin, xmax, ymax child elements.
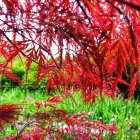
<box><xmin>0</xmin><ymin>0</ymin><xmax>140</xmax><ymax>139</ymax></box>
<box><xmin>0</xmin><ymin>0</ymin><xmax>140</xmax><ymax>101</ymax></box>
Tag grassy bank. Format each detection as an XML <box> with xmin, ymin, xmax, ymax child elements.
<box><xmin>0</xmin><ymin>88</ymin><xmax>140</xmax><ymax>139</ymax></box>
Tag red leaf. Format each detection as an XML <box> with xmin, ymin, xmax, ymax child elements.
<box><xmin>52</xmin><ymin>109</ymin><xmax>66</xmax><ymax>118</ymax></box>
<box><xmin>128</xmin><ymin>73</ymin><xmax>138</xmax><ymax>99</ymax></box>
<box><xmin>63</xmin><ymin>117</ymin><xmax>74</xmax><ymax>126</ymax></box>
<box><xmin>0</xmin><ymin>70</ymin><xmax>22</xmax><ymax>85</ymax></box>
<box><xmin>0</xmin><ymin>104</ymin><xmax>21</xmax><ymax>124</ymax></box>
<box><xmin>64</xmin><ymin>0</ymin><xmax>69</xmax><ymax>7</ymax></box>
<box><xmin>47</xmin><ymin>95</ymin><xmax>61</xmax><ymax>103</ymax></box>
<box><xmin>35</xmin><ymin>101</ymin><xmax>47</xmax><ymax>110</ymax></box>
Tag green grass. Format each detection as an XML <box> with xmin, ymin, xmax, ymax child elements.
<box><xmin>0</xmin><ymin>87</ymin><xmax>140</xmax><ymax>139</ymax></box>
<box><xmin>59</xmin><ymin>93</ymin><xmax>140</xmax><ymax>139</ymax></box>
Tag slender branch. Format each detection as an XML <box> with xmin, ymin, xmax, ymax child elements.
<box><xmin>15</xmin><ymin>118</ymin><xmax>35</xmax><ymax>140</ymax></box>
<box><xmin>0</xmin><ymin>19</ymin><xmax>60</xmax><ymax>70</ymax></box>
<box><xmin>107</xmin><ymin>0</ymin><xmax>130</xmax><ymax>24</ymax></box>
<box><xmin>0</xmin><ymin>30</ymin><xmax>26</xmax><ymax>57</ymax></box>
<box><xmin>0</xmin><ymin>29</ymin><xmax>56</xmax><ymax>71</ymax></box>
<box><xmin>75</xmin><ymin>0</ymin><xmax>92</xmax><ymax>25</ymax></box>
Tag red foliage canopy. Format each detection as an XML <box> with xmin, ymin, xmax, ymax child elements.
<box><xmin>0</xmin><ymin>0</ymin><xmax>140</xmax><ymax>101</ymax></box>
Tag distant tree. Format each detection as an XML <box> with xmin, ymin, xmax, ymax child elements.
<box><xmin>0</xmin><ymin>0</ymin><xmax>140</xmax><ymax>102</ymax></box>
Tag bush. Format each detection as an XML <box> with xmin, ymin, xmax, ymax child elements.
<box><xmin>0</xmin><ymin>57</ymin><xmax>47</xmax><ymax>91</ymax></box>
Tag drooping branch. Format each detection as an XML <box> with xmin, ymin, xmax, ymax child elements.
<box><xmin>107</xmin><ymin>0</ymin><xmax>140</xmax><ymax>92</ymax></box>
<box><xmin>106</xmin><ymin>0</ymin><xmax>138</xmax><ymax>56</ymax></box>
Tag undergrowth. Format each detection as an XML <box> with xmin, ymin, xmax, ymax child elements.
<box><xmin>0</xmin><ymin>88</ymin><xmax>139</xmax><ymax>139</ymax></box>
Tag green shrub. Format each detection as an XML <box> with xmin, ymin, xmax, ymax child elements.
<box><xmin>0</xmin><ymin>57</ymin><xmax>47</xmax><ymax>91</ymax></box>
